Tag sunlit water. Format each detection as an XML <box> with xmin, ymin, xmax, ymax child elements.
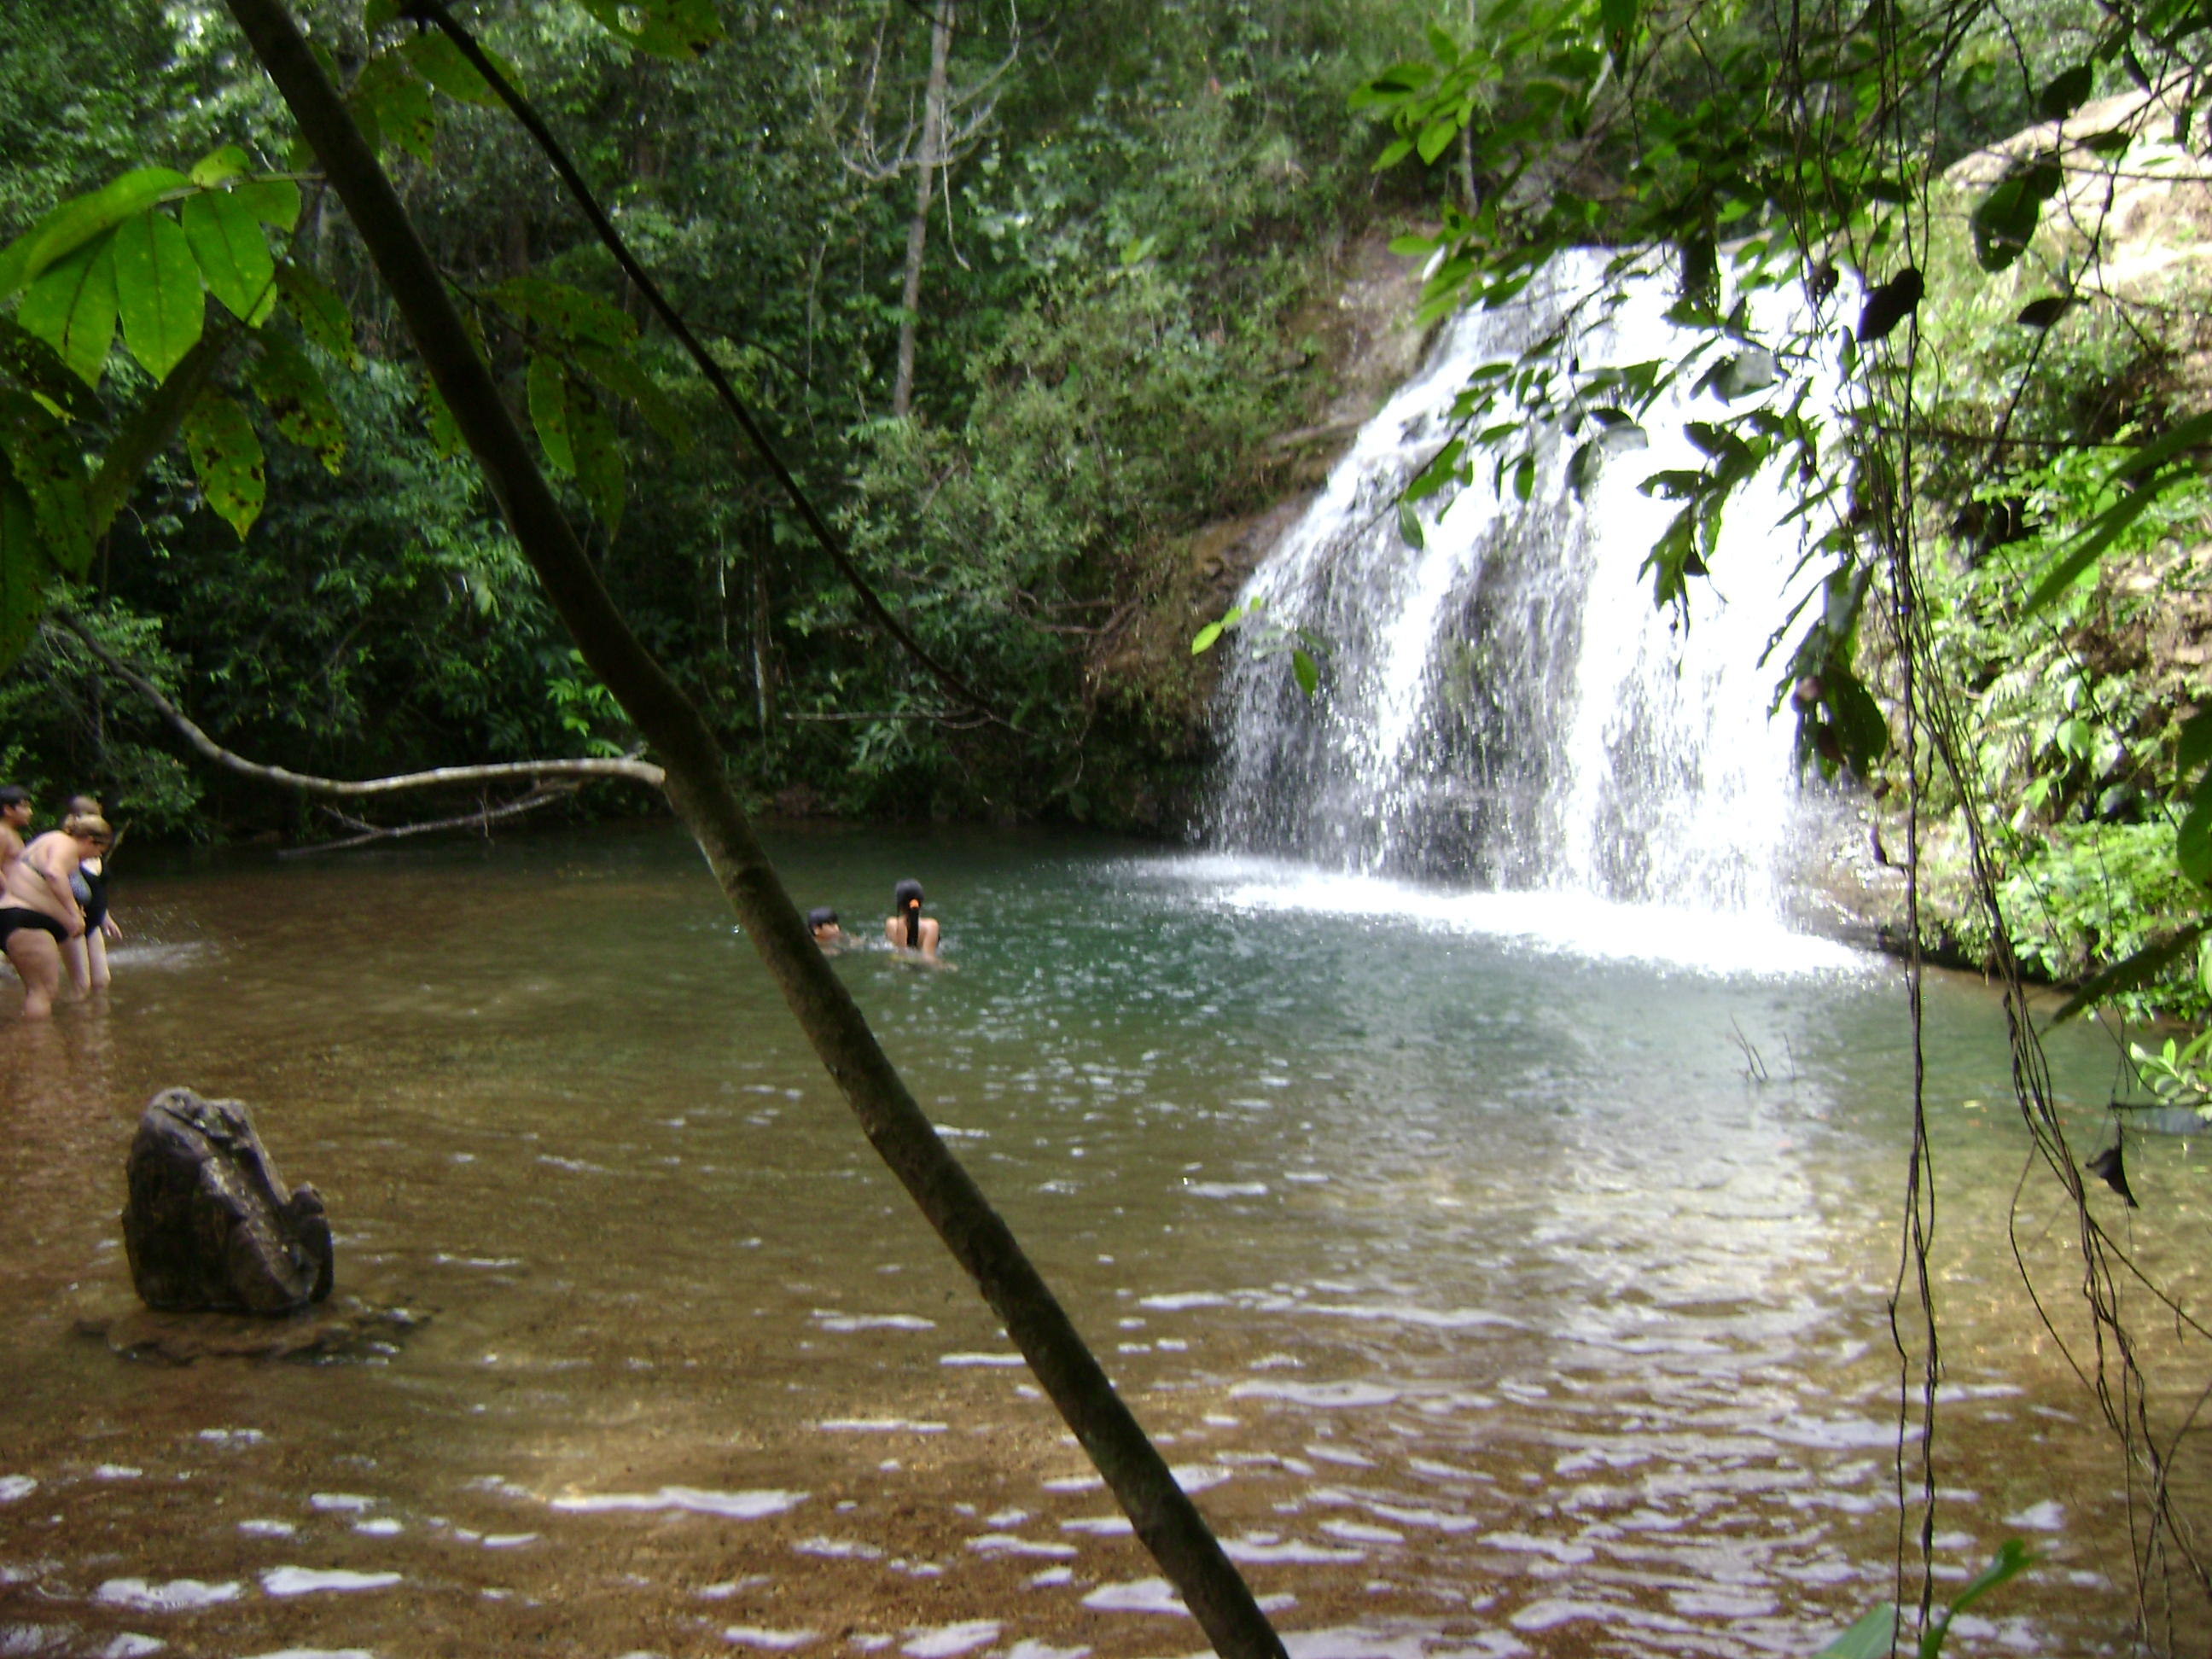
<box><xmin>0</xmin><ymin>824</ymin><xmax>2203</xmax><ymax>1658</ymax></box>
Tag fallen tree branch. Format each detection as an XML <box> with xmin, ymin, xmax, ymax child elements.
<box><xmin>278</xmin><ymin>784</ymin><xmax>579</xmax><ymax>857</ymax></box>
<box><xmin>220</xmin><ymin>6</ymin><xmax>1286</xmax><ymax>1656</ymax></box>
<box><xmin>53</xmin><ymin>612</ymin><xmax>667</xmax><ymax>795</ymax></box>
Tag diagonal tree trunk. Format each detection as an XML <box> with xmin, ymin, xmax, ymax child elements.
<box><xmin>891</xmin><ymin>0</ymin><xmax>952</xmax><ymax>419</ymax></box>
<box><xmin>214</xmin><ymin>4</ymin><xmax>1288</xmax><ymax>1657</ymax></box>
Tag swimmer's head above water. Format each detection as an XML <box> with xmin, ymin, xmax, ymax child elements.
<box><xmin>806</xmin><ymin>906</ymin><xmax>846</xmax><ymax>948</ymax></box>
<box><xmin>892</xmin><ymin>880</ymin><xmax>924</xmax><ymax>949</ymax></box>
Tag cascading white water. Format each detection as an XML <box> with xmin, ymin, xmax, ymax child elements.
<box><xmin>1209</xmin><ymin>253</ymin><xmax>1828</xmax><ymax>921</ymax></box>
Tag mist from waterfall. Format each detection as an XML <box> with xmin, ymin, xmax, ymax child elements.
<box><xmin>1208</xmin><ymin>253</ymin><xmax>1831</xmax><ymax>925</ymax></box>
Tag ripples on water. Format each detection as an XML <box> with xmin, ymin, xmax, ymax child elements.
<box><xmin>0</xmin><ymin>824</ymin><xmax>2202</xmax><ymax>1657</ymax></box>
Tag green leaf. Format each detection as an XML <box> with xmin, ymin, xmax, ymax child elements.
<box><xmin>273</xmin><ymin>261</ymin><xmax>362</xmax><ymax>369</ymax></box>
<box><xmin>1567</xmin><ymin>438</ymin><xmax>1599</xmax><ymax>498</ymax></box>
<box><xmin>2016</xmin><ymin>294</ymin><xmax>2071</xmax><ymax>329</ymax></box>
<box><xmin>0</xmin><ymin>387</ymin><xmax>94</xmax><ymax>579</ymax></box>
<box><xmin>421</xmin><ymin>371</ymin><xmax>463</xmax><ymax>457</ymax></box>
<box><xmin>491</xmin><ymin>276</ymin><xmax>637</xmax><ymax>347</ymax></box>
<box><xmin>111</xmin><ymin>210</ymin><xmax>205</xmax><ymax>381</ymax></box>
<box><xmin>1417</xmin><ymin>116</ymin><xmax>1460</xmax><ymax>166</ymax></box>
<box><xmin>182</xmin><ymin>189</ymin><xmax>276</xmax><ymax>324</ymax></box>
<box><xmin>403</xmin><ymin>30</ymin><xmax>513</xmax><ymax>104</ymax></box>
<box><xmin>2038</xmin><ymin>63</ymin><xmax>2094</xmax><ymax>122</ymax></box>
<box><xmin>189</xmin><ymin>145</ymin><xmax>251</xmax><ymax>188</ymax></box>
<box><xmin>1815</xmin><ymin>1604</ymin><xmax>1895</xmax><ymax>1659</ymax></box>
<box><xmin>17</xmin><ymin>235</ymin><xmax>119</xmax><ymax>386</ymax></box>
<box><xmin>249</xmin><ymin>329</ymin><xmax>346</xmax><ymax>474</ymax></box>
<box><xmin>0</xmin><ymin>166</ymin><xmax>189</xmax><ymax>300</ymax></box>
<box><xmin>1921</xmin><ymin>1540</ymin><xmax>2034</xmax><ymax>1659</ymax></box>
<box><xmin>0</xmin><ymin>316</ymin><xmax>102</xmax><ymax>420</ymax></box>
<box><xmin>1398</xmin><ymin>497</ymin><xmax>1425</xmax><ymax>548</ymax></box>
<box><xmin>527</xmin><ymin>352</ymin><xmax>573</xmax><ymax>474</ymax></box>
<box><xmin>1190</xmin><ymin>620</ymin><xmax>1225</xmax><ymax>655</ymax></box>
<box><xmin>2182</xmin><ymin>795</ymin><xmax>2212</xmax><ymax>888</ymax></box>
<box><xmin>1291</xmin><ymin>648</ymin><xmax>1320</xmax><ymax>698</ymax></box>
<box><xmin>575</xmin><ymin>344</ymin><xmax>693</xmax><ymax>451</ymax></box>
<box><xmin>353</xmin><ymin>52</ymin><xmax>438</xmax><ymax>162</ymax></box>
<box><xmin>230</xmin><ymin>176</ymin><xmax>302</xmax><ymax>233</ymax></box>
<box><xmin>2023</xmin><ymin>486</ymin><xmax>2160</xmax><ymax>614</ymax></box>
<box><xmin>2178</xmin><ymin>707</ymin><xmax>2212</xmax><ymax>778</ymax></box>
<box><xmin>1512</xmin><ymin>452</ymin><xmax>1535</xmax><ymax>501</ymax></box>
<box><xmin>569</xmin><ymin>379</ymin><xmax>625</xmax><ymax>533</ymax></box>
<box><xmin>1970</xmin><ymin>157</ymin><xmax>2063</xmax><ymax>272</ymax></box>
<box><xmin>182</xmin><ymin>388</ymin><xmax>265</xmax><ymax>540</ymax></box>
<box><xmin>0</xmin><ymin>460</ymin><xmax>55</xmax><ymax>671</ymax></box>
<box><xmin>573</xmin><ymin>0</ymin><xmax>725</xmax><ymax>58</ymax></box>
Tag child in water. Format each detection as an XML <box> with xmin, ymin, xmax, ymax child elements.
<box><xmin>806</xmin><ymin>907</ymin><xmax>852</xmax><ymax>953</ymax></box>
<box><xmin>883</xmin><ymin>879</ymin><xmax>946</xmax><ymax>964</ymax></box>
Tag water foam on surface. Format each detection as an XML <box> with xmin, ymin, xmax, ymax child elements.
<box><xmin>1160</xmin><ymin>855</ymin><xmax>1867</xmax><ymax>976</ymax></box>
<box><xmin>548</xmin><ymin>1487</ymin><xmax>806</xmax><ymax>1519</ymax></box>
<box><xmin>260</xmin><ymin>1568</ymin><xmax>404</xmax><ymax>1596</ymax></box>
<box><xmin>94</xmin><ymin>1579</ymin><xmax>242</xmax><ymax>1611</ymax></box>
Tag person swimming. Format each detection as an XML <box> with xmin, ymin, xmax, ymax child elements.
<box><xmin>806</xmin><ymin>906</ymin><xmax>852</xmax><ymax>953</ymax></box>
<box><xmin>883</xmin><ymin>879</ymin><xmax>943</xmax><ymax>963</ymax></box>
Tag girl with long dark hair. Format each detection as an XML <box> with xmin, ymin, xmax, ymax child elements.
<box><xmin>883</xmin><ymin>879</ymin><xmax>942</xmax><ymax>962</ymax></box>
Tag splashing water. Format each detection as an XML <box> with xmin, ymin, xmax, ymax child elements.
<box><xmin>1210</xmin><ymin>253</ymin><xmax>1831</xmax><ymax>921</ymax></box>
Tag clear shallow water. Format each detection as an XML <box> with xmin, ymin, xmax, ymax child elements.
<box><xmin>0</xmin><ymin>824</ymin><xmax>2203</xmax><ymax>1659</ymax></box>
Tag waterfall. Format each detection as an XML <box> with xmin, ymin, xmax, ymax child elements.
<box><xmin>1208</xmin><ymin>253</ymin><xmax>1825</xmax><ymax>923</ymax></box>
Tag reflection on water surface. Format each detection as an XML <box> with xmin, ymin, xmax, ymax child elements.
<box><xmin>0</xmin><ymin>824</ymin><xmax>2197</xmax><ymax>1657</ymax></box>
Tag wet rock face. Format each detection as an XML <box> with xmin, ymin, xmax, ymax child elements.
<box><xmin>121</xmin><ymin>1089</ymin><xmax>334</xmax><ymax>1314</ymax></box>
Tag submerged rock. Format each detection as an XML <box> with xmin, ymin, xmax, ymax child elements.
<box><xmin>121</xmin><ymin>1088</ymin><xmax>334</xmax><ymax>1314</ymax></box>
<box><xmin>75</xmin><ymin>1299</ymin><xmax>427</xmax><ymax>1366</ymax></box>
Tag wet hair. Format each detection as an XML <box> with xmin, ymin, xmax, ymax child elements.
<box><xmin>0</xmin><ymin>785</ymin><xmax>27</xmax><ymax>810</ymax></box>
<box><xmin>893</xmin><ymin>879</ymin><xmax>924</xmax><ymax>949</ymax></box>
<box><xmin>64</xmin><ymin>813</ymin><xmax>113</xmax><ymax>846</ymax></box>
<box><xmin>806</xmin><ymin>906</ymin><xmax>839</xmax><ymax>933</ymax></box>
<box><xmin>66</xmin><ymin>794</ymin><xmax>101</xmax><ymax>817</ymax></box>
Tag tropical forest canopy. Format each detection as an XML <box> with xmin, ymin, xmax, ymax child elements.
<box><xmin>3</xmin><ymin>0</ymin><xmax>2212</xmax><ymax>1036</ymax></box>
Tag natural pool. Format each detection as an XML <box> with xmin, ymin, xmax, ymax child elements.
<box><xmin>0</xmin><ymin>823</ymin><xmax>2201</xmax><ymax>1658</ymax></box>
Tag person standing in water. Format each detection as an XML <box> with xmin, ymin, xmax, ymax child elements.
<box><xmin>883</xmin><ymin>879</ymin><xmax>943</xmax><ymax>963</ymax></box>
<box><xmin>0</xmin><ymin>814</ymin><xmax>104</xmax><ymax>1018</ymax></box>
<box><xmin>61</xmin><ymin>798</ymin><xmax>119</xmax><ymax>992</ymax></box>
<box><xmin>0</xmin><ymin>786</ymin><xmax>30</xmax><ymax>874</ymax></box>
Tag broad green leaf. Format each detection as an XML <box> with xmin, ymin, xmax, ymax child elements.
<box><xmin>249</xmin><ymin>329</ymin><xmax>346</xmax><ymax>474</ymax></box>
<box><xmin>1398</xmin><ymin>497</ymin><xmax>1425</xmax><ymax>548</ymax></box>
<box><xmin>231</xmin><ymin>177</ymin><xmax>302</xmax><ymax>232</ymax></box>
<box><xmin>1291</xmin><ymin>648</ymin><xmax>1320</xmax><ymax>697</ymax></box>
<box><xmin>573</xmin><ymin>0</ymin><xmax>725</xmax><ymax>58</ymax></box>
<box><xmin>2038</xmin><ymin>63</ymin><xmax>2093</xmax><ymax>122</ymax></box>
<box><xmin>2178</xmin><ymin>707</ymin><xmax>2212</xmax><ymax>777</ymax></box>
<box><xmin>189</xmin><ymin>144</ymin><xmax>251</xmax><ymax>187</ymax></box>
<box><xmin>17</xmin><ymin>236</ymin><xmax>118</xmax><ymax>386</ymax></box>
<box><xmin>1512</xmin><ymin>453</ymin><xmax>1535</xmax><ymax>501</ymax></box>
<box><xmin>421</xmin><ymin>372</ymin><xmax>463</xmax><ymax>457</ymax></box>
<box><xmin>182</xmin><ymin>189</ymin><xmax>276</xmax><ymax>324</ymax></box>
<box><xmin>2023</xmin><ymin>486</ymin><xmax>2160</xmax><ymax>614</ymax></box>
<box><xmin>1567</xmin><ymin>438</ymin><xmax>1599</xmax><ymax>498</ymax></box>
<box><xmin>404</xmin><ymin>31</ymin><xmax>515</xmax><ymax>104</ymax></box>
<box><xmin>2016</xmin><ymin>295</ymin><xmax>2070</xmax><ymax>329</ymax></box>
<box><xmin>575</xmin><ymin>345</ymin><xmax>693</xmax><ymax>451</ymax></box>
<box><xmin>1190</xmin><ymin>620</ymin><xmax>1224</xmax><ymax>655</ymax></box>
<box><xmin>0</xmin><ymin>166</ymin><xmax>188</xmax><ymax>300</ymax></box>
<box><xmin>1921</xmin><ymin>1541</ymin><xmax>2034</xmax><ymax>1659</ymax></box>
<box><xmin>0</xmin><ymin>387</ymin><xmax>94</xmax><ymax>579</ymax></box>
<box><xmin>492</xmin><ymin>276</ymin><xmax>637</xmax><ymax>347</ymax></box>
<box><xmin>0</xmin><ymin>461</ymin><xmax>55</xmax><ymax>671</ymax></box>
<box><xmin>1417</xmin><ymin>116</ymin><xmax>1461</xmax><ymax>166</ymax></box>
<box><xmin>111</xmin><ymin>210</ymin><xmax>205</xmax><ymax>381</ymax></box>
<box><xmin>273</xmin><ymin>261</ymin><xmax>362</xmax><ymax>369</ymax></box>
<box><xmin>2182</xmin><ymin>797</ymin><xmax>2212</xmax><ymax>888</ymax></box>
<box><xmin>1970</xmin><ymin>157</ymin><xmax>2062</xmax><ymax>272</ymax></box>
<box><xmin>569</xmin><ymin>379</ymin><xmax>625</xmax><ymax>533</ymax></box>
<box><xmin>0</xmin><ymin>317</ymin><xmax>102</xmax><ymax>420</ymax></box>
<box><xmin>182</xmin><ymin>388</ymin><xmax>265</xmax><ymax>540</ymax></box>
<box><xmin>354</xmin><ymin>52</ymin><xmax>438</xmax><ymax>162</ymax></box>
<box><xmin>1814</xmin><ymin>1604</ymin><xmax>1895</xmax><ymax>1659</ymax></box>
<box><xmin>527</xmin><ymin>352</ymin><xmax>573</xmax><ymax>474</ymax></box>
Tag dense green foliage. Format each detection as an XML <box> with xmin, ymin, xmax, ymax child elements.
<box><xmin>0</xmin><ymin>0</ymin><xmax>1426</xmax><ymax>835</ymax></box>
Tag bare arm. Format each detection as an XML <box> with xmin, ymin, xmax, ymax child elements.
<box><xmin>31</xmin><ymin>847</ymin><xmax>84</xmax><ymax>936</ymax></box>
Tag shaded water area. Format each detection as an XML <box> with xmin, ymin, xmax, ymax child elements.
<box><xmin>1</xmin><ymin>824</ymin><xmax>2203</xmax><ymax>1658</ymax></box>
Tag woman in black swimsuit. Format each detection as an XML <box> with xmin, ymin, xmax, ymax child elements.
<box><xmin>0</xmin><ymin>816</ymin><xmax>103</xmax><ymax>1019</ymax></box>
<box><xmin>60</xmin><ymin>799</ymin><xmax>119</xmax><ymax>992</ymax></box>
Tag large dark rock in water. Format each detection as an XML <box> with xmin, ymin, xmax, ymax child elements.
<box><xmin>122</xmin><ymin>1088</ymin><xmax>334</xmax><ymax>1314</ymax></box>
